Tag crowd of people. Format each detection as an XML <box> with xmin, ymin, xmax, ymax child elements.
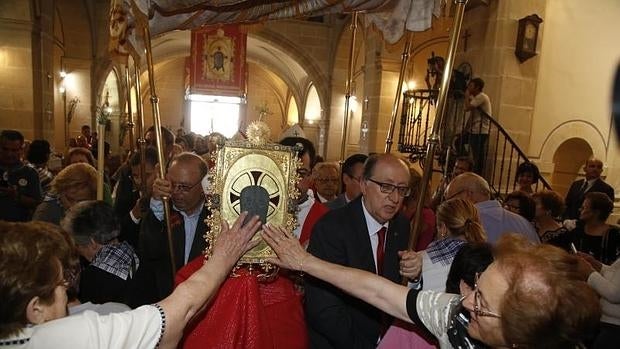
<box><xmin>0</xmin><ymin>125</ymin><xmax>618</xmax><ymax>349</ymax></box>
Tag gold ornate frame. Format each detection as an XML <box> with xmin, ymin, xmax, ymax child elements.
<box><xmin>205</xmin><ymin>140</ymin><xmax>301</xmax><ymax>266</ymax></box>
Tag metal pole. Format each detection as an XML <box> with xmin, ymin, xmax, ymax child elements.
<box><xmin>339</xmin><ymin>12</ymin><xmax>358</xmax><ymax>162</ymax></box>
<box><xmin>142</xmin><ymin>23</ymin><xmax>177</xmax><ymax>277</ymax></box>
<box><xmin>134</xmin><ymin>62</ymin><xmax>147</xmax><ymax>195</ymax></box>
<box><xmin>407</xmin><ymin>0</ymin><xmax>469</xmax><ymax>256</ymax></box>
<box><xmin>385</xmin><ymin>32</ymin><xmax>413</xmax><ymax>153</ymax></box>
<box><xmin>96</xmin><ymin>123</ymin><xmax>105</xmax><ymax>200</ymax></box>
<box><xmin>124</xmin><ymin>65</ymin><xmax>135</xmax><ymax>154</ymax></box>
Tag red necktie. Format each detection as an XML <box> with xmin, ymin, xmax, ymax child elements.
<box><xmin>376</xmin><ymin>227</ymin><xmax>386</xmax><ymax>275</ymax></box>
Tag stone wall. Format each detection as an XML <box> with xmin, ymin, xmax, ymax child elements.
<box><xmin>0</xmin><ymin>0</ymin><xmax>35</xmax><ymax>139</ymax></box>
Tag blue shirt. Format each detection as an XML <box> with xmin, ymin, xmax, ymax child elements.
<box><xmin>476</xmin><ymin>200</ymin><xmax>539</xmax><ymax>244</ymax></box>
<box><xmin>150</xmin><ymin>198</ymin><xmax>204</xmax><ymax>264</ymax></box>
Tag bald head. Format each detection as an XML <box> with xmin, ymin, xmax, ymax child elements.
<box><xmin>363</xmin><ymin>154</ymin><xmax>410</xmax><ymax>180</ymax></box>
<box><xmin>445</xmin><ymin>172</ymin><xmax>491</xmax><ymax>204</ymax></box>
<box><xmin>360</xmin><ymin>153</ymin><xmax>411</xmax><ymax>224</ymax></box>
<box><xmin>170</xmin><ymin>152</ymin><xmax>209</xmax><ymax>178</ymax></box>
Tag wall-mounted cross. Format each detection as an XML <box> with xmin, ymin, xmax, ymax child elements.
<box><xmin>462</xmin><ymin>29</ymin><xmax>472</xmax><ymax>52</ymax></box>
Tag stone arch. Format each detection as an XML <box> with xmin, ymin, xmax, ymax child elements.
<box><xmin>538</xmin><ymin>120</ymin><xmax>607</xmax><ymax>195</ymax></box>
<box><xmin>252</xmin><ymin>29</ymin><xmax>330</xmax><ymax>120</ymax></box>
<box><xmin>551</xmin><ymin>138</ymin><xmax>593</xmax><ymax>196</ymax></box>
<box><xmin>538</xmin><ymin>120</ymin><xmax>607</xmax><ymax>163</ymax></box>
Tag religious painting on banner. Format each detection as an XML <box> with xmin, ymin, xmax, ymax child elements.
<box><xmin>190</xmin><ymin>25</ymin><xmax>247</xmax><ymax>97</ymax></box>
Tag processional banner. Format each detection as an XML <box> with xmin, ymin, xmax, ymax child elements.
<box><xmin>190</xmin><ymin>25</ymin><xmax>247</xmax><ymax>97</ymax></box>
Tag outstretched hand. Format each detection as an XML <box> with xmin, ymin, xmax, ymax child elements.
<box><xmin>262</xmin><ymin>224</ymin><xmax>309</xmax><ymax>271</ymax></box>
<box><xmin>211</xmin><ymin>212</ymin><xmax>262</xmax><ymax>266</ymax></box>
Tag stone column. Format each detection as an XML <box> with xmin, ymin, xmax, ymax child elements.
<box><xmin>456</xmin><ymin>0</ymin><xmax>547</xmax><ymax>154</ymax></box>
<box><xmin>31</xmin><ymin>0</ymin><xmax>56</xmax><ymax>140</ymax></box>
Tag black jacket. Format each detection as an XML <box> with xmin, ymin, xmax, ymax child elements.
<box><xmin>305</xmin><ymin>197</ymin><xmax>410</xmax><ymax>349</ymax></box>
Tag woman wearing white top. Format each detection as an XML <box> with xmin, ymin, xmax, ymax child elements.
<box><xmin>262</xmin><ymin>225</ymin><xmax>600</xmax><ymax>348</ymax></box>
<box><xmin>416</xmin><ymin>198</ymin><xmax>486</xmax><ymax>291</ymax></box>
<box><xmin>579</xmin><ymin>252</ymin><xmax>620</xmax><ymax>349</ymax></box>
<box><xmin>0</xmin><ymin>213</ymin><xmax>261</xmax><ymax>349</ymax></box>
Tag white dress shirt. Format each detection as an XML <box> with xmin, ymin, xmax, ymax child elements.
<box><xmin>361</xmin><ymin>198</ymin><xmax>389</xmax><ymax>273</ymax></box>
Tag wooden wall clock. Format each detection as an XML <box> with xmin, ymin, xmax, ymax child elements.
<box><xmin>515</xmin><ymin>14</ymin><xmax>543</xmax><ymax>63</ymax></box>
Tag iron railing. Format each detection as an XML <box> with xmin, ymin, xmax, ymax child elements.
<box><xmin>398</xmin><ymin>89</ymin><xmax>552</xmax><ymax>198</ymax></box>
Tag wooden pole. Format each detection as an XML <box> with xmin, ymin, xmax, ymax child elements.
<box><xmin>133</xmin><ymin>62</ymin><xmax>147</xmax><ymax>195</ymax></box>
<box><xmin>406</xmin><ymin>0</ymin><xmax>469</xmax><ymax>279</ymax></box>
<box><xmin>385</xmin><ymin>32</ymin><xmax>414</xmax><ymax>153</ymax></box>
<box><xmin>142</xmin><ymin>23</ymin><xmax>177</xmax><ymax>277</ymax></box>
<box><xmin>124</xmin><ymin>65</ymin><xmax>135</xmax><ymax>154</ymax></box>
<box><xmin>96</xmin><ymin>123</ymin><xmax>105</xmax><ymax>200</ymax></box>
<box><xmin>339</xmin><ymin>12</ymin><xmax>358</xmax><ymax>162</ymax></box>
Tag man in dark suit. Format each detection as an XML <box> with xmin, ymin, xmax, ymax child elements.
<box><xmin>131</xmin><ymin>152</ymin><xmax>208</xmax><ymax>306</ymax></box>
<box><xmin>564</xmin><ymin>158</ymin><xmax>615</xmax><ymax>220</ymax></box>
<box><xmin>305</xmin><ymin>154</ymin><xmax>421</xmax><ymax>349</ymax></box>
<box><xmin>326</xmin><ymin>153</ymin><xmax>368</xmax><ymax>210</ymax></box>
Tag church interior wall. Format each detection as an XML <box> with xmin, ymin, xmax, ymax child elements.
<box><xmin>1</xmin><ymin>0</ymin><xmax>620</xmax><ymax>206</ymax></box>
<box><xmin>530</xmin><ymin>0</ymin><xmax>620</xmax><ymax>193</ymax></box>
<box><xmin>140</xmin><ymin>57</ymin><xmax>186</xmax><ymax>132</ymax></box>
<box><xmin>0</xmin><ymin>0</ymin><xmax>35</xmax><ymax>140</ymax></box>
<box><xmin>245</xmin><ymin>62</ymin><xmax>288</xmax><ymax>138</ymax></box>
<box><xmin>326</xmin><ymin>18</ymin><xmax>366</xmax><ymax>160</ymax></box>
<box><xmin>455</xmin><ymin>0</ymin><xmax>547</xmax><ymax>155</ymax></box>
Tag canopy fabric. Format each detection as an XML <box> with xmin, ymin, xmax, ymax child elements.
<box><xmin>109</xmin><ymin>0</ymin><xmax>443</xmax><ymax>58</ymax></box>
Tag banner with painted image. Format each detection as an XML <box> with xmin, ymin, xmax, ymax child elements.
<box><xmin>190</xmin><ymin>25</ymin><xmax>247</xmax><ymax>97</ymax></box>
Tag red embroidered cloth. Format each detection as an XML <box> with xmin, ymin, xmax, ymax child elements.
<box><xmin>175</xmin><ymin>257</ymin><xmax>308</xmax><ymax>349</ymax></box>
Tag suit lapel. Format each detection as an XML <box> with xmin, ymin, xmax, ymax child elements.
<box><xmin>172</xmin><ymin>215</ymin><xmax>185</xmax><ymax>269</ymax></box>
<box><xmin>383</xmin><ymin>216</ymin><xmax>404</xmax><ymax>281</ymax></box>
<box><xmin>351</xmin><ymin>198</ymin><xmax>379</xmax><ymax>274</ymax></box>
<box><xmin>188</xmin><ymin>207</ymin><xmax>208</xmax><ymax>261</ymax></box>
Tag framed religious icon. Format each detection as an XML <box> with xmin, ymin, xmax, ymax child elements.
<box><xmin>204</xmin><ymin>122</ymin><xmax>301</xmax><ymax>267</ymax></box>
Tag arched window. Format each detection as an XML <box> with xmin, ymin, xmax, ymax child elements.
<box><xmin>305</xmin><ymin>85</ymin><xmax>321</xmax><ymax>123</ymax></box>
<box><xmin>188</xmin><ymin>94</ymin><xmax>242</xmax><ymax>138</ymax></box>
<box><xmin>287</xmin><ymin>97</ymin><xmax>299</xmax><ymax>125</ymax></box>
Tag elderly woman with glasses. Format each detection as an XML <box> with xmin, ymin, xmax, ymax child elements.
<box><xmin>0</xmin><ymin>214</ymin><xmax>261</xmax><ymax>348</ymax></box>
<box><xmin>263</xmin><ymin>226</ymin><xmax>600</xmax><ymax>348</ymax></box>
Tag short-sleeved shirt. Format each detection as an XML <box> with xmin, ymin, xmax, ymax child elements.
<box><xmin>0</xmin><ymin>304</ymin><xmax>163</xmax><ymax>348</ymax></box>
<box><xmin>407</xmin><ymin>289</ymin><xmax>462</xmax><ymax>349</ymax></box>
<box><xmin>467</xmin><ymin>92</ymin><xmax>492</xmax><ymax>135</ymax></box>
<box><xmin>0</xmin><ymin>162</ymin><xmax>42</xmax><ymax>221</ymax></box>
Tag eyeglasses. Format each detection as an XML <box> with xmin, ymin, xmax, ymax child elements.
<box><xmin>171</xmin><ymin>180</ymin><xmax>201</xmax><ymax>193</ymax></box>
<box><xmin>367</xmin><ymin>178</ymin><xmax>411</xmax><ymax>197</ymax></box>
<box><xmin>473</xmin><ymin>272</ymin><xmax>502</xmax><ymax>318</ymax></box>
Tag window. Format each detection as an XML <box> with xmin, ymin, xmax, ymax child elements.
<box><xmin>189</xmin><ymin>94</ymin><xmax>242</xmax><ymax>137</ymax></box>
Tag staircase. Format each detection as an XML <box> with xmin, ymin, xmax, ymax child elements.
<box><xmin>397</xmin><ymin>88</ymin><xmax>552</xmax><ymax>198</ymax></box>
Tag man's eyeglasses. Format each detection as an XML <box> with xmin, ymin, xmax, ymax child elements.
<box><xmin>473</xmin><ymin>272</ymin><xmax>501</xmax><ymax>318</ymax></box>
<box><xmin>171</xmin><ymin>180</ymin><xmax>201</xmax><ymax>193</ymax></box>
<box><xmin>367</xmin><ymin>178</ymin><xmax>411</xmax><ymax>197</ymax></box>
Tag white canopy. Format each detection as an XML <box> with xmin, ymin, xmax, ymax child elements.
<box><xmin>109</xmin><ymin>0</ymin><xmax>443</xmax><ymax>58</ymax></box>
